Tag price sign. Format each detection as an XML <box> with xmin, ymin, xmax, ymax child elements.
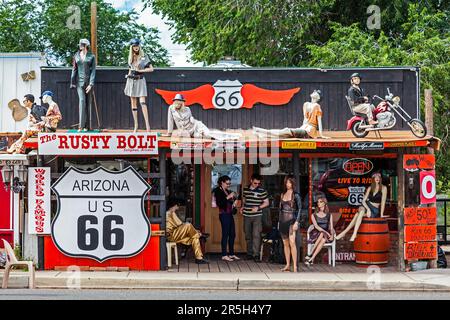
<box><xmin>404</xmin><ymin>207</ymin><xmax>437</xmax><ymax>225</ymax></box>
<box><xmin>51</xmin><ymin>166</ymin><xmax>151</xmax><ymax>262</ymax></box>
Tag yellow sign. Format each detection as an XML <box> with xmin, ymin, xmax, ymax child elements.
<box><xmin>281</xmin><ymin>141</ymin><xmax>317</xmax><ymax>149</ymax></box>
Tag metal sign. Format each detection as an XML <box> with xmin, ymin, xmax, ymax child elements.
<box><xmin>38</xmin><ymin>133</ymin><xmax>158</xmax><ymax>155</ymax></box>
<box><xmin>420</xmin><ymin>170</ymin><xmax>436</xmax><ymax>205</ymax></box>
<box><xmin>51</xmin><ymin>166</ymin><xmax>151</xmax><ymax>262</ymax></box>
<box><xmin>349</xmin><ymin>142</ymin><xmax>384</xmax><ymax>151</ymax></box>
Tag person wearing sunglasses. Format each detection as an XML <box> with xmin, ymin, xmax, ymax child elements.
<box><xmin>241</xmin><ymin>173</ymin><xmax>269</xmax><ymax>262</ymax></box>
<box><xmin>213</xmin><ymin>175</ymin><xmax>240</xmax><ymax>262</ymax></box>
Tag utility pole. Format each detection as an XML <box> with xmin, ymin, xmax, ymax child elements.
<box><xmin>91</xmin><ymin>1</ymin><xmax>98</xmax><ymax>64</ymax></box>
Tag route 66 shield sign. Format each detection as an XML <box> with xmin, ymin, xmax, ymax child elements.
<box><xmin>212</xmin><ymin>80</ymin><xmax>244</xmax><ymax>110</ymax></box>
<box><xmin>51</xmin><ymin>166</ymin><xmax>151</xmax><ymax>262</ymax></box>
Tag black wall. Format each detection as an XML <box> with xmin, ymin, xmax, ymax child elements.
<box><xmin>41</xmin><ymin>67</ymin><xmax>419</xmax><ymax>131</ymax></box>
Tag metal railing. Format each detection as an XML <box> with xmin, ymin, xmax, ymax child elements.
<box><xmin>437</xmin><ymin>198</ymin><xmax>450</xmax><ymax>244</ymax></box>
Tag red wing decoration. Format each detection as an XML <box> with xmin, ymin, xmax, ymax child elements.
<box><xmin>241</xmin><ymin>84</ymin><xmax>301</xmax><ymax>109</ymax></box>
<box><xmin>155</xmin><ymin>85</ymin><xmax>215</xmax><ymax>109</ymax></box>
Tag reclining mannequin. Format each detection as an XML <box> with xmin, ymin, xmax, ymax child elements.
<box><xmin>253</xmin><ymin>90</ymin><xmax>330</xmax><ymax>139</ymax></box>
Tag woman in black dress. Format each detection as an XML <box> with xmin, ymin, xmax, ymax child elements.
<box><xmin>213</xmin><ymin>175</ymin><xmax>240</xmax><ymax>262</ymax></box>
<box><xmin>279</xmin><ymin>177</ymin><xmax>302</xmax><ymax>272</ymax></box>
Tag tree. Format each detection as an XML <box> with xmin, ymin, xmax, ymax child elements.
<box><xmin>307</xmin><ymin>5</ymin><xmax>450</xmax><ymax>193</ymax></box>
<box><xmin>145</xmin><ymin>0</ymin><xmax>448</xmax><ymax>66</ymax></box>
<box><xmin>0</xmin><ymin>0</ymin><xmax>170</xmax><ymax>67</ymax></box>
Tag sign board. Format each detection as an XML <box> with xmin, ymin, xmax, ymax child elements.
<box><xmin>38</xmin><ymin>133</ymin><xmax>158</xmax><ymax>155</ymax></box>
<box><xmin>281</xmin><ymin>141</ymin><xmax>317</xmax><ymax>149</ymax></box>
<box><xmin>404</xmin><ymin>225</ymin><xmax>437</xmax><ymax>242</ymax></box>
<box><xmin>349</xmin><ymin>142</ymin><xmax>384</xmax><ymax>151</ymax></box>
<box><xmin>420</xmin><ymin>170</ymin><xmax>436</xmax><ymax>204</ymax></box>
<box><xmin>405</xmin><ymin>242</ymin><xmax>437</xmax><ymax>260</ymax></box>
<box><xmin>51</xmin><ymin>166</ymin><xmax>151</xmax><ymax>262</ymax></box>
<box><xmin>28</xmin><ymin>167</ymin><xmax>51</xmax><ymax>234</ymax></box>
<box><xmin>343</xmin><ymin>158</ymin><xmax>374</xmax><ymax>176</ymax></box>
<box><xmin>403</xmin><ymin>154</ymin><xmax>435</xmax><ymax>171</ymax></box>
<box><xmin>404</xmin><ymin>207</ymin><xmax>437</xmax><ymax>225</ymax></box>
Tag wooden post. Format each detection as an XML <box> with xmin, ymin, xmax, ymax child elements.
<box><xmin>90</xmin><ymin>1</ymin><xmax>98</xmax><ymax>64</ymax></box>
<box><xmin>424</xmin><ymin>89</ymin><xmax>434</xmax><ymax>136</ymax></box>
<box><xmin>397</xmin><ymin>149</ymin><xmax>406</xmax><ymax>271</ymax></box>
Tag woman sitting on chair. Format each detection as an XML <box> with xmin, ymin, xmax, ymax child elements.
<box><xmin>335</xmin><ymin>172</ymin><xmax>388</xmax><ymax>242</ymax></box>
<box><xmin>305</xmin><ymin>196</ymin><xmax>334</xmax><ymax>266</ymax></box>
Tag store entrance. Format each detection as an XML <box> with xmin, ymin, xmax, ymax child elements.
<box><xmin>204</xmin><ymin>164</ymin><xmax>248</xmax><ymax>253</ymax></box>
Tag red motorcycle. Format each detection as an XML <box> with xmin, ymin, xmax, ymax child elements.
<box><xmin>346</xmin><ymin>88</ymin><xmax>427</xmax><ymax>138</ymax></box>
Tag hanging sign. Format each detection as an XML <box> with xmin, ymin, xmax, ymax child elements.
<box><xmin>28</xmin><ymin>167</ymin><xmax>51</xmax><ymax>234</ymax></box>
<box><xmin>420</xmin><ymin>170</ymin><xmax>436</xmax><ymax>204</ymax></box>
<box><xmin>403</xmin><ymin>154</ymin><xmax>435</xmax><ymax>171</ymax></box>
<box><xmin>51</xmin><ymin>166</ymin><xmax>151</xmax><ymax>262</ymax></box>
<box><xmin>404</xmin><ymin>207</ymin><xmax>437</xmax><ymax>225</ymax></box>
<box><xmin>405</xmin><ymin>242</ymin><xmax>437</xmax><ymax>260</ymax></box>
<box><xmin>38</xmin><ymin>133</ymin><xmax>158</xmax><ymax>155</ymax></box>
<box><xmin>404</xmin><ymin>225</ymin><xmax>437</xmax><ymax>242</ymax></box>
<box><xmin>156</xmin><ymin>80</ymin><xmax>300</xmax><ymax>110</ymax></box>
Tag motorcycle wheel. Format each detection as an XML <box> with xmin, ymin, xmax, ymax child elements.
<box><xmin>351</xmin><ymin>121</ymin><xmax>369</xmax><ymax>138</ymax></box>
<box><xmin>408</xmin><ymin>119</ymin><xmax>427</xmax><ymax>138</ymax></box>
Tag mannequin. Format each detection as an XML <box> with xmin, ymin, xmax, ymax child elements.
<box><xmin>70</xmin><ymin>38</ymin><xmax>96</xmax><ymax>132</ymax></box>
<box><xmin>124</xmin><ymin>39</ymin><xmax>153</xmax><ymax>132</ymax></box>
<box><xmin>336</xmin><ymin>172</ymin><xmax>388</xmax><ymax>242</ymax></box>
<box><xmin>167</xmin><ymin>94</ymin><xmax>241</xmax><ymax>140</ymax></box>
<box><xmin>253</xmin><ymin>90</ymin><xmax>330</xmax><ymax>139</ymax></box>
<box><xmin>7</xmin><ymin>91</ymin><xmax>61</xmax><ymax>154</ymax></box>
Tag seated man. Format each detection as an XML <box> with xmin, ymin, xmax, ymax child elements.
<box><xmin>348</xmin><ymin>73</ymin><xmax>377</xmax><ymax>125</ymax></box>
<box><xmin>166</xmin><ymin>198</ymin><xmax>209</xmax><ymax>264</ymax></box>
<box><xmin>7</xmin><ymin>94</ymin><xmax>48</xmax><ymax>154</ymax></box>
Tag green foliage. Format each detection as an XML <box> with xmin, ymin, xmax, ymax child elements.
<box><xmin>0</xmin><ymin>0</ymin><xmax>170</xmax><ymax>66</ymax></box>
<box><xmin>307</xmin><ymin>4</ymin><xmax>450</xmax><ymax>193</ymax></box>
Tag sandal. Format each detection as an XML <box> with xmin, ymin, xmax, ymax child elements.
<box><xmin>229</xmin><ymin>255</ymin><xmax>240</xmax><ymax>260</ymax></box>
<box><xmin>222</xmin><ymin>255</ymin><xmax>234</xmax><ymax>262</ymax></box>
<box><xmin>281</xmin><ymin>265</ymin><xmax>290</xmax><ymax>272</ymax></box>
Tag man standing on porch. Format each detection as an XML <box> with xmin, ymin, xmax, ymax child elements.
<box><xmin>241</xmin><ymin>174</ymin><xmax>270</xmax><ymax>262</ymax></box>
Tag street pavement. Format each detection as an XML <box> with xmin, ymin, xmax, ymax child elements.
<box><xmin>2</xmin><ymin>268</ymin><xmax>450</xmax><ymax>291</ymax></box>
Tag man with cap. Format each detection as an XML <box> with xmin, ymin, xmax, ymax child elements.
<box><xmin>348</xmin><ymin>73</ymin><xmax>377</xmax><ymax>125</ymax></box>
<box><xmin>70</xmin><ymin>38</ymin><xmax>96</xmax><ymax>132</ymax></box>
<box><xmin>166</xmin><ymin>93</ymin><xmax>241</xmax><ymax>140</ymax></box>
<box><xmin>7</xmin><ymin>94</ymin><xmax>49</xmax><ymax>154</ymax></box>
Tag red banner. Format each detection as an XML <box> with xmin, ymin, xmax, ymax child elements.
<box><xmin>404</xmin><ymin>207</ymin><xmax>437</xmax><ymax>225</ymax></box>
<box><xmin>405</xmin><ymin>242</ymin><xmax>437</xmax><ymax>260</ymax></box>
<box><xmin>405</xmin><ymin>225</ymin><xmax>437</xmax><ymax>242</ymax></box>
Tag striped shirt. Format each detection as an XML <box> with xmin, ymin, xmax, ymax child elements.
<box><xmin>242</xmin><ymin>186</ymin><xmax>268</xmax><ymax>217</ymax></box>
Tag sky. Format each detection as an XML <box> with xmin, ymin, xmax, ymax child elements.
<box><xmin>106</xmin><ymin>0</ymin><xmax>200</xmax><ymax>66</ymax></box>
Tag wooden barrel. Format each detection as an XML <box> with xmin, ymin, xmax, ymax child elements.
<box><xmin>353</xmin><ymin>218</ymin><xmax>390</xmax><ymax>266</ymax></box>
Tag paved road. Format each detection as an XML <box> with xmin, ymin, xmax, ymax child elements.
<box><xmin>0</xmin><ymin>289</ymin><xmax>449</xmax><ymax>300</ymax></box>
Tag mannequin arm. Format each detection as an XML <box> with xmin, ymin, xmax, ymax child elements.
<box><xmin>380</xmin><ymin>186</ymin><xmax>388</xmax><ymax>217</ymax></box>
<box><xmin>317</xmin><ymin>116</ymin><xmax>330</xmax><ymax>139</ymax></box>
<box><xmin>167</xmin><ymin>108</ymin><xmax>174</xmax><ymax>135</ymax></box>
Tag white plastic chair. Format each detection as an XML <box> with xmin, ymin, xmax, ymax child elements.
<box><xmin>166</xmin><ymin>242</ymin><xmax>179</xmax><ymax>268</ymax></box>
<box><xmin>306</xmin><ymin>225</ymin><xmax>336</xmax><ymax>267</ymax></box>
<box><xmin>2</xmin><ymin>239</ymin><xmax>35</xmax><ymax>289</ymax></box>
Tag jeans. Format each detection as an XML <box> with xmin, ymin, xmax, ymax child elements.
<box><xmin>244</xmin><ymin>215</ymin><xmax>262</xmax><ymax>257</ymax></box>
<box><xmin>219</xmin><ymin>213</ymin><xmax>235</xmax><ymax>256</ymax></box>
<box><xmin>367</xmin><ymin>202</ymin><xmax>381</xmax><ymax>218</ymax></box>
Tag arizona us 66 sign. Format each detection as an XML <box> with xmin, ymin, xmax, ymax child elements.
<box><xmin>51</xmin><ymin>166</ymin><xmax>151</xmax><ymax>262</ymax></box>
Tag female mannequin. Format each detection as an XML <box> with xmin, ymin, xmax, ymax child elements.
<box><xmin>253</xmin><ymin>90</ymin><xmax>330</xmax><ymax>139</ymax></box>
<box><xmin>336</xmin><ymin>172</ymin><xmax>388</xmax><ymax>242</ymax></box>
<box><xmin>124</xmin><ymin>39</ymin><xmax>153</xmax><ymax>132</ymax></box>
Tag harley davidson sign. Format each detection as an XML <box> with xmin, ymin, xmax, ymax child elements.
<box><xmin>343</xmin><ymin>158</ymin><xmax>374</xmax><ymax>176</ymax></box>
<box><xmin>349</xmin><ymin>142</ymin><xmax>384</xmax><ymax>151</ymax></box>
<box><xmin>156</xmin><ymin>79</ymin><xmax>300</xmax><ymax>110</ymax></box>
<box><xmin>38</xmin><ymin>133</ymin><xmax>158</xmax><ymax>155</ymax></box>
<box><xmin>51</xmin><ymin>166</ymin><xmax>151</xmax><ymax>262</ymax></box>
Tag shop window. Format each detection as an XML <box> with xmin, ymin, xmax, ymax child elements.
<box><xmin>168</xmin><ymin>161</ymin><xmax>194</xmax><ymax>222</ymax></box>
<box><xmin>312</xmin><ymin>157</ymin><xmax>398</xmax><ymax>233</ymax></box>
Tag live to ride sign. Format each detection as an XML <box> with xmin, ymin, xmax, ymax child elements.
<box><xmin>51</xmin><ymin>166</ymin><xmax>151</xmax><ymax>262</ymax></box>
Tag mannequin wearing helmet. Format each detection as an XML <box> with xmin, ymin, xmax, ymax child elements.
<box><xmin>348</xmin><ymin>73</ymin><xmax>377</xmax><ymax>125</ymax></box>
<box><xmin>70</xmin><ymin>38</ymin><xmax>96</xmax><ymax>132</ymax></box>
<box><xmin>124</xmin><ymin>39</ymin><xmax>154</xmax><ymax>132</ymax></box>
<box><xmin>253</xmin><ymin>90</ymin><xmax>330</xmax><ymax>139</ymax></box>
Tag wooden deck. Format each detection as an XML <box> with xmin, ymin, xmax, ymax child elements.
<box><xmin>168</xmin><ymin>254</ymin><xmax>397</xmax><ymax>273</ymax></box>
